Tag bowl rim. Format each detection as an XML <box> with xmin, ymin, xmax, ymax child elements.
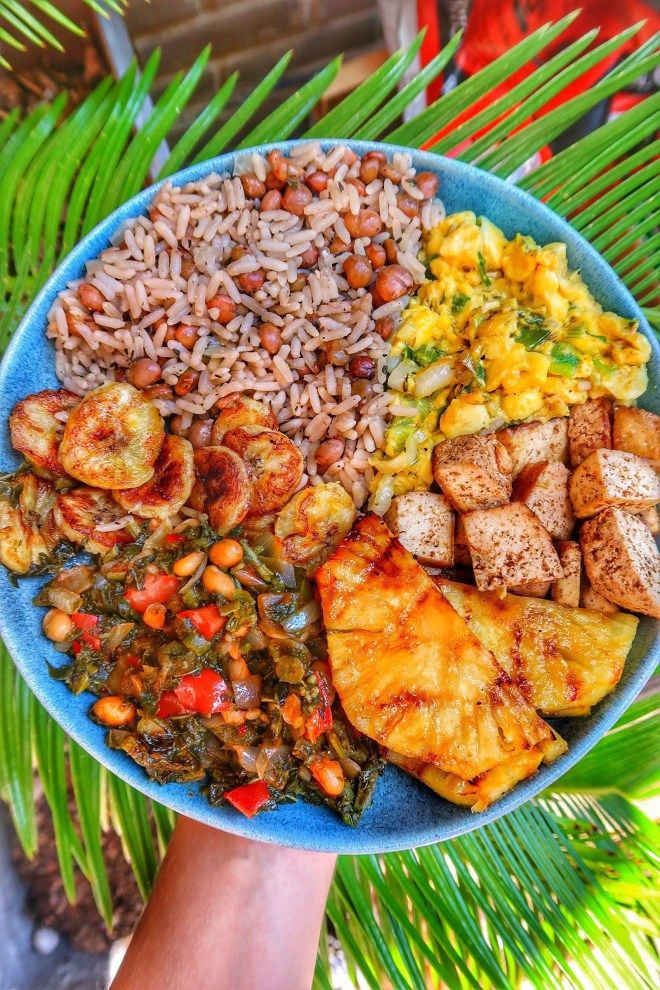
<box><xmin>1</xmin><ymin>138</ymin><xmax>658</xmax><ymax>854</ymax></box>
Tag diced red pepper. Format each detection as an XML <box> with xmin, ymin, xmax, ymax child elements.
<box><xmin>72</xmin><ymin>640</ymin><xmax>82</xmax><ymax>656</ymax></box>
<box><xmin>165</xmin><ymin>533</ymin><xmax>186</xmax><ymax>544</ymax></box>
<box><xmin>224</xmin><ymin>779</ymin><xmax>270</xmax><ymax>818</ymax></box>
<box><xmin>157</xmin><ymin>667</ymin><xmax>231</xmax><ymax>719</ymax></box>
<box><xmin>70</xmin><ymin>613</ymin><xmax>101</xmax><ymax>651</ymax></box>
<box><xmin>178</xmin><ymin>605</ymin><xmax>226</xmax><ymax>640</ymax></box>
<box><xmin>126</xmin><ymin>654</ymin><xmax>141</xmax><ymax>669</ymax></box>
<box><xmin>124</xmin><ymin>572</ymin><xmax>181</xmax><ymax>614</ymax></box>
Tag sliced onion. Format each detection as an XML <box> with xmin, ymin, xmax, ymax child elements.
<box><xmin>246</xmin><ymin>626</ymin><xmax>268</xmax><ymax>651</ymax></box>
<box><xmin>373</xmin><ymin>430</ymin><xmax>426</xmax><ymax>475</ymax></box>
<box><xmin>51</xmin><ymin>564</ymin><xmax>94</xmax><ymax>594</ymax></box>
<box><xmin>255</xmin><ymin>744</ymin><xmax>291</xmax><ymax>780</ymax></box>
<box><xmin>104</xmin><ymin>622</ymin><xmax>135</xmax><ymax>653</ymax></box>
<box><xmin>281</xmin><ymin>599</ymin><xmax>322</xmax><ymax>635</ymax></box>
<box><xmin>339</xmin><ymin>757</ymin><xmax>362</xmax><ymax>780</ymax></box>
<box><xmin>257</xmin><ymin>617</ymin><xmax>295</xmax><ymax>643</ymax></box>
<box><xmin>413</xmin><ymin>359</ymin><xmax>454</xmax><ymax>398</ymax></box>
<box><xmin>232</xmin><ymin>674</ymin><xmax>262</xmax><ymax>710</ymax></box>
<box><xmin>232</xmin><ymin>745</ymin><xmax>259</xmax><ymax>774</ymax></box>
<box><xmin>233</xmin><ymin>566</ymin><xmax>270</xmax><ymax>590</ymax></box>
<box><xmin>368</xmin><ymin>475</ymin><xmax>395</xmax><ymax>516</ymax></box>
<box><xmin>257</xmin><ymin>592</ymin><xmax>292</xmax><ymax>623</ymax></box>
<box><xmin>261</xmin><ymin>556</ymin><xmax>297</xmax><ymax>589</ymax></box>
<box><xmin>387</xmin><ymin>358</ymin><xmax>418</xmax><ymax>391</ymax></box>
<box><xmin>47</xmin><ymin>588</ymin><xmax>82</xmax><ymax>614</ymax></box>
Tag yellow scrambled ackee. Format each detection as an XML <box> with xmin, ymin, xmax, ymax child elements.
<box><xmin>370</xmin><ymin>212</ymin><xmax>651</xmax><ymax>505</ymax></box>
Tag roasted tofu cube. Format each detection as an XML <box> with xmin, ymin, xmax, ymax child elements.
<box><xmin>552</xmin><ymin>540</ymin><xmax>581</xmax><ymax>607</ymax></box>
<box><xmin>569</xmin><ymin>448</ymin><xmax>660</xmax><ymax>518</ymax></box>
<box><xmin>581</xmin><ymin>506</ymin><xmax>660</xmax><ymax>618</ymax></box>
<box><xmin>580</xmin><ymin>580</ymin><xmax>619</xmax><ymax>614</ymax></box>
<box><xmin>512</xmin><ymin>461</ymin><xmax>574</xmax><ymax>540</ymax></box>
<box><xmin>385</xmin><ymin>491</ymin><xmax>454</xmax><ymax>567</ymax></box>
<box><xmin>496</xmin><ymin>417</ymin><xmax>569</xmax><ymax>477</ymax></box>
<box><xmin>568</xmin><ymin>398</ymin><xmax>612</xmax><ymax>466</ymax></box>
<box><xmin>637</xmin><ymin>505</ymin><xmax>660</xmax><ymax>535</ymax></box>
<box><xmin>613</xmin><ymin>406</ymin><xmax>660</xmax><ymax>468</ymax></box>
<box><xmin>462</xmin><ymin>503</ymin><xmax>563</xmax><ymax>592</ymax></box>
<box><xmin>432</xmin><ymin>435</ymin><xmax>512</xmax><ymax>512</ymax></box>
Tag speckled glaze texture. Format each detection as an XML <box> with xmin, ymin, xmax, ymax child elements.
<box><xmin>0</xmin><ymin>141</ymin><xmax>657</xmax><ymax>853</ymax></box>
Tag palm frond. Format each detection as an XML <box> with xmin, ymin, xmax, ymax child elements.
<box><xmin>0</xmin><ymin>16</ymin><xmax>659</xmax><ymax>973</ymax></box>
<box><xmin>0</xmin><ymin>0</ymin><xmax>127</xmax><ymax>67</ymax></box>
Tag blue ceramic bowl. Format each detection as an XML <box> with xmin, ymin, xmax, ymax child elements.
<box><xmin>0</xmin><ymin>141</ymin><xmax>657</xmax><ymax>853</ymax></box>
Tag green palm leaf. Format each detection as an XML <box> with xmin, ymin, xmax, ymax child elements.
<box><xmin>0</xmin><ymin>0</ymin><xmax>128</xmax><ymax>67</ymax></box>
<box><xmin>0</xmin><ymin>15</ymin><xmax>658</xmax><ymax>980</ymax></box>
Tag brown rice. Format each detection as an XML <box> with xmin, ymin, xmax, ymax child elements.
<box><xmin>47</xmin><ymin>142</ymin><xmax>444</xmax><ymax>507</ymax></box>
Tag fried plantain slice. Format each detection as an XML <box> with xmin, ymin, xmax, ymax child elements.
<box><xmin>210</xmin><ymin>397</ymin><xmax>277</xmax><ymax>444</ymax></box>
<box><xmin>9</xmin><ymin>389</ymin><xmax>79</xmax><ymax>478</ymax></box>
<box><xmin>192</xmin><ymin>446</ymin><xmax>253</xmax><ymax>535</ymax></box>
<box><xmin>0</xmin><ymin>500</ymin><xmax>48</xmax><ymax>574</ymax></box>
<box><xmin>114</xmin><ymin>435</ymin><xmax>195</xmax><ymax>519</ymax></box>
<box><xmin>222</xmin><ymin>426</ymin><xmax>303</xmax><ymax>516</ymax></box>
<box><xmin>60</xmin><ymin>382</ymin><xmax>164</xmax><ymax>489</ymax></box>
<box><xmin>54</xmin><ymin>486</ymin><xmax>135</xmax><ymax>554</ymax></box>
<box><xmin>275</xmin><ymin>482</ymin><xmax>356</xmax><ymax>573</ymax></box>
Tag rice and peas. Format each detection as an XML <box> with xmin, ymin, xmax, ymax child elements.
<box><xmin>48</xmin><ymin>143</ymin><xmax>444</xmax><ymax>508</ymax></box>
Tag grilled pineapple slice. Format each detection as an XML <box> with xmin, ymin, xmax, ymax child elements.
<box><xmin>114</xmin><ymin>435</ymin><xmax>195</xmax><ymax>519</ymax></box>
<box><xmin>60</xmin><ymin>383</ymin><xmax>164</xmax><ymax>489</ymax></box>
<box><xmin>275</xmin><ymin>482</ymin><xmax>356</xmax><ymax>573</ymax></box>
<box><xmin>316</xmin><ymin>514</ymin><xmax>561</xmax><ymax>783</ymax></box>
<box><xmin>54</xmin><ymin>487</ymin><xmax>135</xmax><ymax>554</ymax></box>
<box><xmin>438</xmin><ymin>580</ymin><xmax>638</xmax><ymax>716</ymax></box>
<box><xmin>9</xmin><ymin>389</ymin><xmax>79</xmax><ymax>478</ymax></box>
<box><xmin>389</xmin><ymin>737</ymin><xmax>566</xmax><ymax>813</ymax></box>
<box><xmin>211</xmin><ymin>397</ymin><xmax>277</xmax><ymax>444</ymax></box>
<box><xmin>222</xmin><ymin>426</ymin><xmax>304</xmax><ymax>516</ymax></box>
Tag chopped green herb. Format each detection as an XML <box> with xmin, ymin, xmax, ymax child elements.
<box><xmin>516</xmin><ymin>323</ymin><xmax>551</xmax><ymax>350</ymax></box>
<box><xmin>451</xmin><ymin>292</ymin><xmax>470</xmax><ymax>314</ymax></box>
<box><xmin>477</xmin><ymin>251</ymin><xmax>491</xmax><ymax>287</ymax></box>
<box><xmin>593</xmin><ymin>356</ymin><xmax>616</xmax><ymax>378</ymax></box>
<box><xmin>414</xmin><ymin>343</ymin><xmax>447</xmax><ymax>367</ymax></box>
<box><xmin>385</xmin><ymin>418</ymin><xmax>415</xmax><ymax>455</ymax></box>
<box><xmin>474</xmin><ymin>361</ymin><xmax>486</xmax><ymax>386</ymax></box>
<box><xmin>401</xmin><ymin>345</ymin><xmax>416</xmax><ymax>363</ymax></box>
<box><xmin>549</xmin><ymin>342</ymin><xmax>581</xmax><ymax>377</ymax></box>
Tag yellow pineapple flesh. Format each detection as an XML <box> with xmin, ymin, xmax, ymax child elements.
<box><xmin>316</xmin><ymin>514</ymin><xmax>564</xmax><ymax>785</ymax></box>
<box><xmin>438</xmin><ymin>580</ymin><xmax>638</xmax><ymax>716</ymax></box>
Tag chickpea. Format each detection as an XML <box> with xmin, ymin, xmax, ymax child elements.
<box><xmin>202</xmin><ymin>565</ymin><xmax>237</xmax><ymax>597</ymax></box>
<box><xmin>240</xmin><ymin>173</ymin><xmax>266</xmax><ymax>199</ymax></box>
<box><xmin>237</xmin><ymin>270</ymin><xmax>265</xmax><ymax>294</ymax></box>
<box><xmin>144</xmin><ymin>383</ymin><xmax>174</xmax><ymax>401</ymax></box>
<box><xmin>305</xmin><ymin>170</ymin><xmax>328</xmax><ymax>194</ymax></box>
<box><xmin>346</xmin><ymin>176</ymin><xmax>366</xmax><ymax>196</ymax></box>
<box><xmin>208</xmin><ymin>294</ymin><xmax>237</xmax><ymax>323</ymax></box>
<box><xmin>169</xmin><ymin>415</ymin><xmax>187</xmax><ymax>437</ymax></box>
<box><xmin>374</xmin><ymin>265</ymin><xmax>413</xmax><ymax>302</ymax></box>
<box><xmin>397</xmin><ymin>192</ymin><xmax>419</xmax><ymax>218</ymax></box>
<box><xmin>343</xmin><ymin>254</ymin><xmax>373</xmax><ymax>289</ymax></box>
<box><xmin>144</xmin><ymin>602</ymin><xmax>166</xmax><ymax>629</ymax></box>
<box><xmin>268</xmin><ymin>149</ymin><xmax>289</xmax><ymax>183</ymax></box>
<box><xmin>374</xmin><ymin>315</ymin><xmax>395</xmax><ymax>340</ymax></box>
<box><xmin>282</xmin><ymin>183</ymin><xmax>312</xmax><ymax>216</ymax></box>
<box><xmin>91</xmin><ymin>696</ymin><xmax>136</xmax><ymax>728</ymax></box>
<box><xmin>379</xmin><ymin>162</ymin><xmax>402</xmax><ymax>183</ymax></box>
<box><xmin>78</xmin><ymin>283</ymin><xmax>105</xmax><ymax>312</ymax></box>
<box><xmin>258</xmin><ymin>322</ymin><xmax>282</xmax><ymax>355</ymax></box>
<box><xmin>43</xmin><ymin>608</ymin><xmax>73</xmax><ymax>642</ymax></box>
<box><xmin>383</xmin><ymin>238</ymin><xmax>398</xmax><ymax>263</ymax></box>
<box><xmin>300</xmin><ymin>243</ymin><xmax>319</xmax><ymax>268</ymax></box>
<box><xmin>344</xmin><ymin>209</ymin><xmax>383</xmax><ymax>239</ymax></box>
<box><xmin>209</xmin><ymin>538</ymin><xmax>244</xmax><ymax>568</ymax></box>
<box><xmin>188</xmin><ymin>419</ymin><xmax>213</xmax><ymax>449</ymax></box>
<box><xmin>260</xmin><ymin>189</ymin><xmax>282</xmax><ymax>212</ymax></box>
<box><xmin>414</xmin><ymin>170</ymin><xmax>439</xmax><ymax>198</ymax></box>
<box><xmin>348</xmin><ymin>354</ymin><xmax>376</xmax><ymax>380</ymax></box>
<box><xmin>365</xmin><ymin>242</ymin><xmax>386</xmax><ymax>268</ymax></box>
<box><xmin>174</xmin><ymin>324</ymin><xmax>198</xmax><ymax>348</ymax></box>
<box><xmin>174</xmin><ymin>367</ymin><xmax>199</xmax><ymax>397</ymax></box>
<box><xmin>359</xmin><ymin>156</ymin><xmax>380</xmax><ymax>184</ymax></box>
<box><xmin>329</xmin><ymin>236</ymin><xmax>350</xmax><ymax>255</ymax></box>
<box><xmin>173</xmin><ymin>551</ymin><xmax>206</xmax><ymax>577</ymax></box>
<box><xmin>127</xmin><ymin>358</ymin><xmax>162</xmax><ymax>389</ymax></box>
<box><xmin>314</xmin><ymin>438</ymin><xmax>344</xmax><ymax>471</ymax></box>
